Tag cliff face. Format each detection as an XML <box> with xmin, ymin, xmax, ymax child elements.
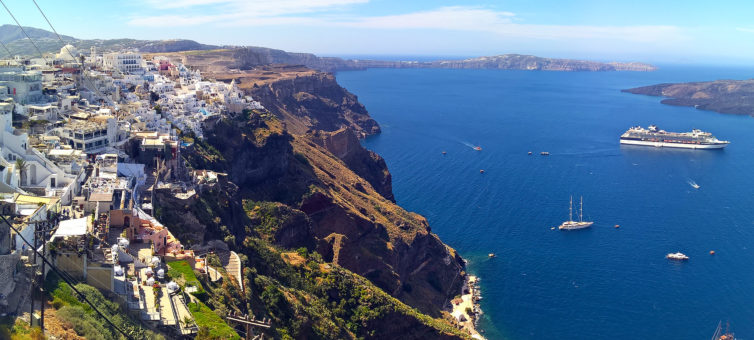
<box><xmin>248</xmin><ymin>72</ymin><xmax>381</xmax><ymax>137</ymax></box>
<box><xmin>624</xmin><ymin>80</ymin><xmax>754</xmax><ymax>115</ymax></box>
<box><xmin>292</xmin><ymin>136</ymin><xmax>464</xmax><ymax>315</ymax></box>
<box><xmin>184</xmin><ymin>116</ymin><xmax>464</xmax><ymax>317</ymax></box>
<box><xmin>308</xmin><ymin>128</ymin><xmax>394</xmax><ymax>202</ymax></box>
<box><xmin>161</xmin><ymin>53</ymin><xmax>469</xmax><ymax>336</ymax></box>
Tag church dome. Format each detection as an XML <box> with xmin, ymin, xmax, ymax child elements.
<box><xmin>57</xmin><ymin>44</ymin><xmax>79</xmax><ymax>60</ymax></box>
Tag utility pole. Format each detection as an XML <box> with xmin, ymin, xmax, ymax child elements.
<box><xmin>225</xmin><ymin>312</ymin><xmax>271</xmax><ymax>340</ymax></box>
<box><xmin>29</xmin><ymin>219</ymin><xmax>56</xmax><ymax>330</ymax></box>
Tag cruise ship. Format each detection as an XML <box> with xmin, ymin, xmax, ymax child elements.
<box><xmin>620</xmin><ymin>125</ymin><xmax>729</xmax><ymax>149</ymax></box>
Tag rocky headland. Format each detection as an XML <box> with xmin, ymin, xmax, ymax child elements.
<box><xmin>624</xmin><ymin>80</ymin><xmax>754</xmax><ymax>115</ymax></box>
<box><xmin>153</xmin><ymin>51</ymin><xmax>474</xmax><ymax>338</ymax></box>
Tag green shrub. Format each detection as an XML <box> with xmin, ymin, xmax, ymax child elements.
<box><xmin>188</xmin><ymin>301</ymin><xmax>240</xmax><ymax>339</ymax></box>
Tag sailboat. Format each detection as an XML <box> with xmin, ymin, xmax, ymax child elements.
<box><xmin>558</xmin><ymin>196</ymin><xmax>594</xmax><ymax>230</ymax></box>
<box><xmin>711</xmin><ymin>321</ymin><xmax>735</xmax><ymax>340</ymax></box>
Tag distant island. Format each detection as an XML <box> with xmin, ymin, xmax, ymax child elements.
<box><xmin>228</xmin><ymin>48</ymin><xmax>657</xmax><ymax>72</ymax></box>
<box><xmin>624</xmin><ymin>80</ymin><xmax>754</xmax><ymax>116</ymax></box>
<box><xmin>0</xmin><ymin>23</ymin><xmax>655</xmax><ymax>73</ymax></box>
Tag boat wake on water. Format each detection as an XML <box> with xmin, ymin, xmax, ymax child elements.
<box><xmin>687</xmin><ymin>179</ymin><xmax>700</xmax><ymax>189</ymax></box>
<box><xmin>460</xmin><ymin>140</ymin><xmax>483</xmax><ymax>150</ymax></box>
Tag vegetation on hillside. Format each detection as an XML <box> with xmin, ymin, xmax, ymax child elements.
<box><xmin>188</xmin><ymin>301</ymin><xmax>240</xmax><ymax>340</ymax></box>
<box><xmin>195</xmin><ymin>232</ymin><xmax>468</xmax><ymax>339</ymax></box>
<box><xmin>0</xmin><ymin>317</ymin><xmax>45</xmax><ymax>340</ymax></box>
<box><xmin>44</xmin><ymin>272</ymin><xmax>164</xmax><ymax>340</ymax></box>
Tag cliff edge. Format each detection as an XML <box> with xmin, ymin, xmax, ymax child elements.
<box><xmin>155</xmin><ymin>54</ymin><xmax>471</xmax><ymax>338</ymax></box>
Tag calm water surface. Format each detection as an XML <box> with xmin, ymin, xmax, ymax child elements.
<box><xmin>336</xmin><ymin>66</ymin><xmax>754</xmax><ymax>340</ymax></box>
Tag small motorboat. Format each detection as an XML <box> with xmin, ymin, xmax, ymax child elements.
<box><xmin>474</xmin><ymin>146</ymin><xmax>482</xmax><ymax>151</ymax></box>
<box><xmin>666</xmin><ymin>252</ymin><xmax>689</xmax><ymax>261</ymax></box>
<box><xmin>488</xmin><ymin>253</ymin><xmax>496</xmax><ymax>258</ymax></box>
<box><xmin>528</xmin><ymin>151</ymin><xmax>533</xmax><ymax>155</ymax></box>
<box><xmin>710</xmin><ymin>250</ymin><xmax>715</xmax><ymax>255</ymax></box>
<box><xmin>540</xmin><ymin>152</ymin><xmax>550</xmax><ymax>156</ymax></box>
<box><xmin>614</xmin><ymin>224</ymin><xmax>620</xmax><ymax>228</ymax></box>
<box><xmin>442</xmin><ymin>151</ymin><xmax>447</xmax><ymax>155</ymax></box>
<box><xmin>479</xmin><ymin>169</ymin><xmax>485</xmax><ymax>174</ymax></box>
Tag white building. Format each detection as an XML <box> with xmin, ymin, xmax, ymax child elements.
<box><xmin>0</xmin><ymin>102</ymin><xmax>82</xmax><ymax>202</ymax></box>
<box><xmin>0</xmin><ymin>69</ymin><xmax>43</xmax><ymax>105</ymax></box>
<box><xmin>103</xmin><ymin>53</ymin><xmax>143</xmax><ymax>74</ymax></box>
<box><xmin>59</xmin><ymin>115</ymin><xmax>119</xmax><ymax>154</ymax></box>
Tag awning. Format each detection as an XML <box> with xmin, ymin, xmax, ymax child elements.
<box><xmin>53</xmin><ymin>217</ymin><xmax>88</xmax><ymax>237</ymax></box>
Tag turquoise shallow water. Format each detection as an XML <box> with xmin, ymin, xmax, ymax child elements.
<box><xmin>336</xmin><ymin>66</ymin><xmax>754</xmax><ymax>340</ymax></box>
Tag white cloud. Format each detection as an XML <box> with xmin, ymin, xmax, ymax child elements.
<box><xmin>335</xmin><ymin>7</ymin><xmax>681</xmax><ymax>43</ymax></box>
<box><xmin>344</xmin><ymin>7</ymin><xmax>515</xmax><ymax>30</ymax></box>
<box><xmin>736</xmin><ymin>27</ymin><xmax>754</xmax><ymax>33</ymax></box>
<box><xmin>128</xmin><ymin>4</ymin><xmax>684</xmax><ymax>44</ymax></box>
<box><xmin>137</xmin><ymin>0</ymin><xmax>368</xmax><ymax>15</ymax></box>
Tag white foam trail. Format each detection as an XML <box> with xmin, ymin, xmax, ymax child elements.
<box><xmin>460</xmin><ymin>141</ymin><xmax>476</xmax><ymax>149</ymax></box>
<box><xmin>687</xmin><ymin>179</ymin><xmax>700</xmax><ymax>189</ymax></box>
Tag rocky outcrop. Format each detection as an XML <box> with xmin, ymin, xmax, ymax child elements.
<box><xmin>199</xmin><ymin>118</ymin><xmax>293</xmax><ymax>187</ymax></box>
<box><xmin>246</xmin><ymin>202</ymin><xmax>315</xmax><ymax>250</ymax></box>
<box><xmin>624</xmin><ymin>80</ymin><xmax>754</xmax><ymax>115</ymax></box>
<box><xmin>294</xmin><ymin>138</ymin><xmax>464</xmax><ymax>316</ymax></box>
<box><xmin>181</xmin><ymin>115</ymin><xmax>465</xmax><ymax>317</ymax></box>
<box><xmin>248</xmin><ymin>72</ymin><xmax>380</xmax><ymax>137</ymax></box>
<box><xmin>308</xmin><ymin>128</ymin><xmax>394</xmax><ymax>202</ymax></box>
<box><xmin>154</xmin><ymin>175</ymin><xmax>248</xmax><ymax>245</ymax></box>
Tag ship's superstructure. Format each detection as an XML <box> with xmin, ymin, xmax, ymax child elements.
<box><xmin>620</xmin><ymin>125</ymin><xmax>729</xmax><ymax>149</ymax></box>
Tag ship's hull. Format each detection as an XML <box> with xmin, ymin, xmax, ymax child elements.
<box><xmin>558</xmin><ymin>221</ymin><xmax>593</xmax><ymax>230</ymax></box>
<box><xmin>620</xmin><ymin>139</ymin><xmax>728</xmax><ymax>149</ymax></box>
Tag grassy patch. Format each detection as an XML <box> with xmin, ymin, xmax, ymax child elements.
<box><xmin>0</xmin><ymin>317</ymin><xmax>44</xmax><ymax>340</ymax></box>
<box><xmin>167</xmin><ymin>260</ymin><xmax>205</xmax><ymax>295</ymax></box>
<box><xmin>188</xmin><ymin>301</ymin><xmax>240</xmax><ymax>339</ymax></box>
<box><xmin>44</xmin><ymin>272</ymin><xmax>164</xmax><ymax>340</ymax></box>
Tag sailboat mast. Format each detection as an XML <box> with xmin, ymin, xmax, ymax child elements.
<box><xmin>569</xmin><ymin>196</ymin><xmax>573</xmax><ymax>221</ymax></box>
<box><xmin>580</xmin><ymin>196</ymin><xmax>584</xmax><ymax>222</ymax></box>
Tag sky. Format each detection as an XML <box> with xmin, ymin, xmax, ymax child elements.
<box><xmin>2</xmin><ymin>0</ymin><xmax>754</xmax><ymax>64</ymax></box>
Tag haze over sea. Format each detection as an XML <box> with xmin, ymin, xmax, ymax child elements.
<box><xmin>336</xmin><ymin>65</ymin><xmax>754</xmax><ymax>340</ymax></box>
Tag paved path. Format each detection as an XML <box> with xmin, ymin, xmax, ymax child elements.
<box><xmin>224</xmin><ymin>251</ymin><xmax>243</xmax><ymax>292</ymax></box>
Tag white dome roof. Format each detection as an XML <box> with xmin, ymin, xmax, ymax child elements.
<box><xmin>57</xmin><ymin>44</ymin><xmax>79</xmax><ymax>60</ymax></box>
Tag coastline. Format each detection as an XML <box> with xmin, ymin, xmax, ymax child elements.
<box><xmin>450</xmin><ymin>274</ymin><xmax>485</xmax><ymax>339</ymax></box>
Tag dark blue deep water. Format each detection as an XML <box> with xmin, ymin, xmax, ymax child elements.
<box><xmin>335</xmin><ymin>66</ymin><xmax>754</xmax><ymax>340</ymax></box>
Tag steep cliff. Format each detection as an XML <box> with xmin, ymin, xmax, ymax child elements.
<box><xmin>164</xmin><ymin>114</ymin><xmax>469</xmax><ymax>338</ymax></box>
<box><xmin>182</xmin><ymin>116</ymin><xmax>464</xmax><ymax>316</ymax></box>
<box><xmin>308</xmin><ymin>128</ymin><xmax>394</xmax><ymax>202</ymax></box>
<box><xmin>248</xmin><ymin>72</ymin><xmax>380</xmax><ymax>137</ymax></box>
<box><xmin>155</xmin><ymin>52</ymin><xmax>471</xmax><ymax>337</ymax></box>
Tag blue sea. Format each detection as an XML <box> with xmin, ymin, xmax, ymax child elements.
<box><xmin>335</xmin><ymin>65</ymin><xmax>754</xmax><ymax>340</ymax></box>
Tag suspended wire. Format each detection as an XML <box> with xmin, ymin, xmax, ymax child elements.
<box><xmin>0</xmin><ymin>2</ymin><xmax>132</xmax><ymax>337</ymax></box>
<box><xmin>0</xmin><ymin>38</ymin><xmax>13</xmax><ymax>58</ymax></box>
<box><xmin>0</xmin><ymin>214</ymin><xmax>135</xmax><ymax>339</ymax></box>
<box><xmin>29</xmin><ymin>0</ymin><xmax>113</xmax><ymax>106</ymax></box>
<box><xmin>0</xmin><ymin>0</ymin><xmax>49</xmax><ymax>64</ymax></box>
